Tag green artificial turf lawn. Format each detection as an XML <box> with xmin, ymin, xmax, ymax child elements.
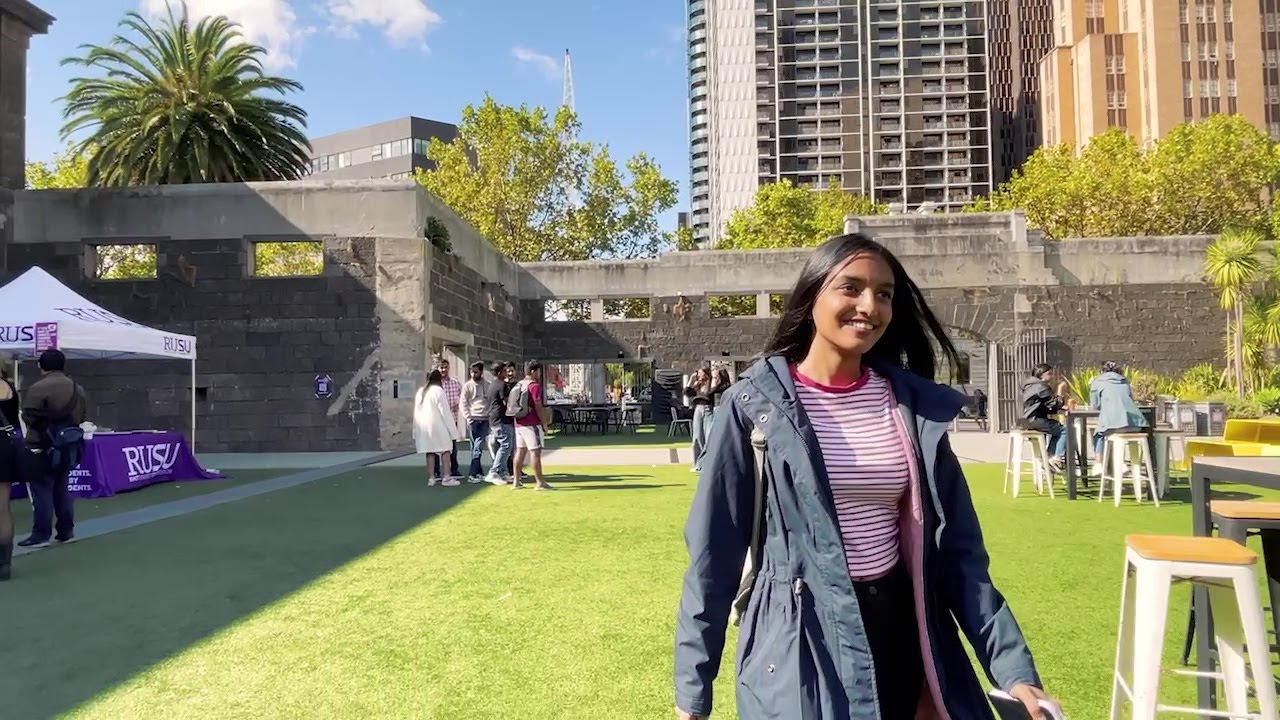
<box><xmin>2</xmin><ymin>463</ymin><xmax>1273</xmax><ymax>718</ymax></box>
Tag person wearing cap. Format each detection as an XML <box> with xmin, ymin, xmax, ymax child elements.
<box><xmin>17</xmin><ymin>350</ymin><xmax>87</xmax><ymax>549</ymax></box>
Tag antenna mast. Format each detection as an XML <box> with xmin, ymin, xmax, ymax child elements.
<box><xmin>562</xmin><ymin>48</ymin><xmax>576</xmax><ymax>114</ymax></box>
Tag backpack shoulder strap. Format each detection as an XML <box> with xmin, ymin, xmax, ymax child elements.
<box><xmin>746</xmin><ymin>425</ymin><xmax>767</xmax><ymax>570</ymax></box>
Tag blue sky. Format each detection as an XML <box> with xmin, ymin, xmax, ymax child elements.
<box><xmin>25</xmin><ymin>0</ymin><xmax>689</xmax><ymax>226</ymax></box>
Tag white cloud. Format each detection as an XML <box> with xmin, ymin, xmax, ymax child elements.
<box><xmin>512</xmin><ymin>46</ymin><xmax>561</xmax><ymax>82</ymax></box>
<box><xmin>138</xmin><ymin>0</ymin><xmax>311</xmax><ymax>70</ymax></box>
<box><xmin>326</xmin><ymin>0</ymin><xmax>442</xmax><ymax>49</ymax></box>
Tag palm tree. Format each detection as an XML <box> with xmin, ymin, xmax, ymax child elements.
<box><xmin>59</xmin><ymin>5</ymin><xmax>310</xmax><ymax>186</ymax></box>
<box><xmin>1205</xmin><ymin>228</ymin><xmax>1264</xmax><ymax>395</ymax></box>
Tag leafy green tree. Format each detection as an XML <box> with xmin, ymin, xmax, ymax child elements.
<box><xmin>975</xmin><ymin>116</ymin><xmax>1280</xmax><ymax>239</ymax></box>
<box><xmin>95</xmin><ymin>244</ymin><xmax>157</xmax><ymax>280</ymax></box>
<box><xmin>253</xmin><ymin>241</ymin><xmax>323</xmax><ymax>277</ymax></box>
<box><xmin>26</xmin><ymin>148</ymin><xmax>89</xmax><ymax>189</ymax></box>
<box><xmin>416</xmin><ymin>95</ymin><xmax>678</xmax><ymax>261</ymax></box>
<box><xmin>59</xmin><ymin>7</ymin><xmax>310</xmax><ymax>186</ymax></box>
<box><xmin>717</xmin><ymin>179</ymin><xmax>887</xmax><ymax>250</ymax></box>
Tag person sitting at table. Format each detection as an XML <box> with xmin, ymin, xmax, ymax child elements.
<box><xmin>1020</xmin><ymin>363</ymin><xmax>1068</xmax><ymax>472</ymax></box>
<box><xmin>1089</xmin><ymin>360</ymin><xmax>1150</xmax><ymax>467</ymax></box>
<box><xmin>18</xmin><ymin>350</ymin><xmax>87</xmax><ymax>549</ymax></box>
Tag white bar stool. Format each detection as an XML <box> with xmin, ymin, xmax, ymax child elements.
<box><xmin>1110</xmin><ymin>534</ymin><xmax>1278</xmax><ymax>719</ymax></box>
<box><xmin>1004</xmin><ymin>429</ymin><xmax>1052</xmax><ymax>498</ymax></box>
<box><xmin>1099</xmin><ymin>433</ymin><xmax>1159</xmax><ymax>507</ymax></box>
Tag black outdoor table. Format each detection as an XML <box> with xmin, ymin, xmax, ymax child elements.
<box><xmin>1062</xmin><ymin>406</ymin><xmax>1158</xmax><ymax>500</ymax></box>
<box><xmin>1189</xmin><ymin>456</ymin><xmax>1280</xmax><ymax>714</ymax></box>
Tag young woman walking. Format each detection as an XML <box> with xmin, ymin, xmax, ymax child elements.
<box><xmin>684</xmin><ymin>368</ymin><xmax>715</xmax><ymax>473</ymax></box>
<box><xmin>674</xmin><ymin>234</ymin><xmax>1058</xmax><ymax>720</ymax></box>
<box><xmin>413</xmin><ymin>370</ymin><xmax>460</xmax><ymax>487</ymax></box>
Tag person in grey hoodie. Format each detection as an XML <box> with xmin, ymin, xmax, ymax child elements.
<box><xmin>1089</xmin><ymin>361</ymin><xmax>1149</xmax><ymax>463</ymax></box>
<box><xmin>1020</xmin><ymin>363</ymin><xmax>1067</xmax><ymax>470</ymax></box>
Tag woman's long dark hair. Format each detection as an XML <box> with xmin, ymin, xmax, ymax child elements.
<box><xmin>764</xmin><ymin>233</ymin><xmax>960</xmax><ymax>381</ymax></box>
<box><xmin>427</xmin><ymin>369</ymin><xmax>443</xmax><ymax>387</ymax></box>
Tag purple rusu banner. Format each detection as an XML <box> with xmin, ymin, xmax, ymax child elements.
<box><xmin>34</xmin><ymin>322</ymin><xmax>57</xmax><ymax>353</ymax></box>
<box><xmin>8</xmin><ymin>430</ymin><xmax>223</xmax><ymax>500</ymax></box>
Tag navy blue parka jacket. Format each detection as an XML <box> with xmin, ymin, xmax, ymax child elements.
<box><xmin>674</xmin><ymin>356</ymin><xmax>1042</xmax><ymax>719</ymax></box>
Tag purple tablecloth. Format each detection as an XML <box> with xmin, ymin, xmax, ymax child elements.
<box><xmin>9</xmin><ymin>430</ymin><xmax>223</xmax><ymax>500</ymax></box>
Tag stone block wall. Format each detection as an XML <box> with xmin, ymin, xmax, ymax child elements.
<box><xmin>522</xmin><ymin>282</ymin><xmax>1225</xmax><ymax>381</ymax></box>
<box><xmin>6</xmin><ymin>237</ymin><xmax>383</xmax><ymax>452</ymax></box>
<box><xmin>431</xmin><ymin>249</ymin><xmax>522</xmax><ymax>362</ymax></box>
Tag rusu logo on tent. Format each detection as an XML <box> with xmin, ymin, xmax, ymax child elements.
<box><xmin>163</xmin><ymin>336</ymin><xmax>193</xmax><ymax>355</ymax></box>
<box><xmin>0</xmin><ymin>325</ymin><xmax>34</xmax><ymax>344</ymax></box>
<box><xmin>55</xmin><ymin>307</ymin><xmax>142</xmax><ymax>326</ymax></box>
<box><xmin>123</xmin><ymin>443</ymin><xmax>179</xmax><ymax>482</ymax></box>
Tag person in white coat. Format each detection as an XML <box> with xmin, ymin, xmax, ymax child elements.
<box><xmin>414</xmin><ymin>370</ymin><xmax>461</xmax><ymax>487</ymax></box>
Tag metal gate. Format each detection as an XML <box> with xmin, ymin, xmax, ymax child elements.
<box><xmin>994</xmin><ymin>328</ymin><xmax>1047</xmax><ymax>433</ymax></box>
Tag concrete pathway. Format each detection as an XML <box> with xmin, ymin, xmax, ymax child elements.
<box><xmin>14</xmin><ymin>449</ymin><xmax>413</xmax><ymax>559</ymax></box>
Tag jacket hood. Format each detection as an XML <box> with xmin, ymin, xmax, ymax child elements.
<box><xmin>1094</xmin><ymin>371</ymin><xmax>1129</xmax><ymax>385</ymax></box>
<box><xmin>1021</xmin><ymin>376</ymin><xmax>1048</xmax><ymax>391</ymax></box>
<box><xmin>741</xmin><ymin>354</ymin><xmax>965</xmax><ymax>423</ymax></box>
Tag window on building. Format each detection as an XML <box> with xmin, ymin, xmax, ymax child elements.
<box><xmin>1224</xmin><ymin>0</ymin><xmax>1232</xmax><ymax>20</ymax></box>
<box><xmin>251</xmin><ymin>241</ymin><xmax>324</xmax><ymax>277</ymax></box>
<box><xmin>1182</xmin><ymin>42</ymin><xmax>1191</xmax><ymax>61</ymax></box>
<box><xmin>1179</xmin><ymin>0</ymin><xmax>1188</xmax><ymax>22</ymax></box>
<box><xmin>543</xmin><ymin>300</ymin><xmax>589</xmax><ymax>322</ymax></box>
<box><xmin>1207</xmin><ymin>2</ymin><xmax>1215</xmax><ymax>21</ymax></box>
<box><xmin>1226</xmin><ymin>41</ymin><xmax>1234</xmax><ymax>59</ymax></box>
<box><xmin>91</xmin><ymin>244</ymin><xmax>158</xmax><ymax>280</ymax></box>
<box><xmin>1228</xmin><ymin>79</ymin><xmax>1237</xmax><ymax>96</ymax></box>
<box><xmin>1269</xmin><ymin>50</ymin><xmax>1280</xmax><ymax>68</ymax></box>
<box><xmin>709</xmin><ymin>295</ymin><xmax>757</xmax><ymax>318</ymax></box>
<box><xmin>603</xmin><ymin>299</ymin><xmax>652</xmax><ymax>320</ymax></box>
<box><xmin>1185</xmin><ymin>79</ymin><xmax>1194</xmax><ymax>98</ymax></box>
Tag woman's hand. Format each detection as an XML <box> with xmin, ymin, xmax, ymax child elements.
<box><xmin>1009</xmin><ymin>684</ymin><xmax>1062</xmax><ymax>719</ymax></box>
<box><xmin>674</xmin><ymin>709</ymin><xmax>706</xmax><ymax>720</ymax></box>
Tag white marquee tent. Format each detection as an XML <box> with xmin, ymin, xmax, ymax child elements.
<box><xmin>0</xmin><ymin>267</ymin><xmax>199</xmax><ymax>442</ymax></box>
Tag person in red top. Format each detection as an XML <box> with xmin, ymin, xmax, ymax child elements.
<box><xmin>513</xmin><ymin>360</ymin><xmax>554</xmax><ymax>491</ymax></box>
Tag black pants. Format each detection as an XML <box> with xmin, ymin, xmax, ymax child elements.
<box><xmin>19</xmin><ymin>447</ymin><xmax>73</xmax><ymax>541</ymax></box>
<box><xmin>854</xmin><ymin>562</ymin><xmax>925</xmax><ymax>719</ymax></box>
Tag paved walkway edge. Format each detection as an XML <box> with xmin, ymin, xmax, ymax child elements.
<box><xmin>14</xmin><ymin>449</ymin><xmax>414</xmax><ymax>559</ymax></box>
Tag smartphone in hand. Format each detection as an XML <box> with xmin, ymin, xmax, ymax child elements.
<box><xmin>988</xmin><ymin>690</ymin><xmax>1065</xmax><ymax>720</ymax></box>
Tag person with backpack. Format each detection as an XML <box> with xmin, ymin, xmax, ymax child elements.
<box><xmin>484</xmin><ymin>361</ymin><xmax>516</xmax><ymax>485</ymax></box>
<box><xmin>18</xmin><ymin>350</ymin><xmax>87</xmax><ymax>549</ymax></box>
<box><xmin>674</xmin><ymin>235</ymin><xmax>1057</xmax><ymax>720</ymax></box>
<box><xmin>509</xmin><ymin>359</ymin><xmax>553</xmax><ymax>491</ymax></box>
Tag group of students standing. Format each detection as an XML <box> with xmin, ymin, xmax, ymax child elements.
<box><xmin>412</xmin><ymin>357</ymin><xmax>553</xmax><ymax>491</ymax></box>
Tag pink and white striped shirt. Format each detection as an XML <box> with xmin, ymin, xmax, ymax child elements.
<box><xmin>793</xmin><ymin>367</ymin><xmax>909</xmax><ymax>581</ymax></box>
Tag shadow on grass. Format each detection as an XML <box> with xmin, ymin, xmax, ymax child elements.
<box><xmin>0</xmin><ymin>465</ymin><xmax>477</xmax><ymax>720</ymax></box>
<box><xmin>562</xmin><ymin>484</ymin><xmax>676</xmax><ymax>491</ymax></box>
<box><xmin>541</xmin><ymin>473</ymin><xmax>650</xmax><ymax>484</ymax></box>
